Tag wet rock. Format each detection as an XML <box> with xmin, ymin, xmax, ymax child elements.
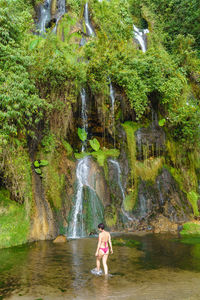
<box><xmin>151</xmin><ymin>215</ymin><xmax>178</xmax><ymax>234</ymax></box>
<box><xmin>29</xmin><ymin>169</ymin><xmax>58</xmax><ymax>242</ymax></box>
<box><xmin>125</xmin><ymin>168</ymin><xmax>192</xmax><ymax>232</ymax></box>
<box><xmin>53</xmin><ymin>235</ymin><xmax>67</xmax><ymax>243</ymax></box>
<box><xmin>86</xmin><ymin>157</ymin><xmax>110</xmax><ymax>206</ymax></box>
<box><xmin>135</xmin><ymin>127</ymin><xmax>165</xmax><ymax>160</ymax></box>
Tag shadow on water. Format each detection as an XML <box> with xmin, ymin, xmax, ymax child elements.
<box><xmin>0</xmin><ymin>234</ymin><xmax>200</xmax><ymax>299</ymax></box>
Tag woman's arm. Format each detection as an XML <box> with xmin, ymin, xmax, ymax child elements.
<box><xmin>95</xmin><ymin>234</ymin><xmax>102</xmax><ymax>256</ymax></box>
<box><xmin>108</xmin><ymin>233</ymin><xmax>113</xmax><ymax>254</ymax></box>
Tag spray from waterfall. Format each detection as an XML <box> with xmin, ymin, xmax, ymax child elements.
<box><xmin>52</xmin><ymin>0</ymin><xmax>66</xmax><ymax>34</ymax></box>
<box><xmin>133</xmin><ymin>25</ymin><xmax>149</xmax><ymax>53</ymax></box>
<box><xmin>84</xmin><ymin>2</ymin><xmax>95</xmax><ymax>37</ymax></box>
<box><xmin>37</xmin><ymin>0</ymin><xmax>52</xmax><ymax>33</ymax></box>
<box><xmin>109</xmin><ymin>159</ymin><xmax>133</xmax><ymax>221</ymax></box>
<box><xmin>68</xmin><ymin>157</ymin><xmax>90</xmax><ymax>238</ymax></box>
<box><xmin>80</xmin><ymin>88</ymin><xmax>88</xmax><ymax>152</ymax></box>
<box><xmin>109</xmin><ymin>81</ymin><xmax>116</xmax><ymax>147</ymax></box>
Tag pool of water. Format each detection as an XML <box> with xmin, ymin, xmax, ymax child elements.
<box><xmin>1</xmin><ymin>233</ymin><xmax>200</xmax><ymax>300</ymax></box>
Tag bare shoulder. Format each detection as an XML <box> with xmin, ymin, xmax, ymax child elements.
<box><xmin>105</xmin><ymin>231</ymin><xmax>111</xmax><ymax>238</ymax></box>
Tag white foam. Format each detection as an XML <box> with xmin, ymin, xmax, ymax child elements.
<box><xmin>91</xmin><ymin>268</ymin><xmax>103</xmax><ymax>275</ymax></box>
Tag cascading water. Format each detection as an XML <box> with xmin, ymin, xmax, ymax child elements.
<box><xmin>84</xmin><ymin>2</ymin><xmax>95</xmax><ymax>37</ymax></box>
<box><xmin>67</xmin><ymin>157</ymin><xmax>104</xmax><ymax>238</ymax></box>
<box><xmin>133</xmin><ymin>24</ymin><xmax>149</xmax><ymax>53</ymax></box>
<box><xmin>68</xmin><ymin>157</ymin><xmax>90</xmax><ymax>238</ymax></box>
<box><xmin>109</xmin><ymin>81</ymin><xmax>116</xmax><ymax>147</ymax></box>
<box><xmin>109</xmin><ymin>159</ymin><xmax>133</xmax><ymax>221</ymax></box>
<box><xmin>151</xmin><ymin>108</ymin><xmax>158</xmax><ymax>129</ymax></box>
<box><xmin>80</xmin><ymin>88</ymin><xmax>88</xmax><ymax>152</ymax></box>
<box><xmin>37</xmin><ymin>0</ymin><xmax>52</xmax><ymax>33</ymax></box>
<box><xmin>52</xmin><ymin>0</ymin><xmax>66</xmax><ymax>34</ymax></box>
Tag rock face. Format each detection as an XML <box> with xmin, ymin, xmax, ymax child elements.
<box><xmin>53</xmin><ymin>235</ymin><xmax>67</xmax><ymax>243</ymax></box>
<box><xmin>135</xmin><ymin>126</ymin><xmax>165</xmax><ymax>160</ymax></box>
<box><xmin>128</xmin><ymin>168</ymin><xmax>192</xmax><ymax>232</ymax></box>
<box><xmin>29</xmin><ymin>170</ymin><xmax>58</xmax><ymax>241</ymax></box>
<box><xmin>86</xmin><ymin>157</ymin><xmax>110</xmax><ymax>206</ymax></box>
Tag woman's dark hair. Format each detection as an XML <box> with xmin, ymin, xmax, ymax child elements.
<box><xmin>98</xmin><ymin>223</ymin><xmax>104</xmax><ymax>230</ymax></box>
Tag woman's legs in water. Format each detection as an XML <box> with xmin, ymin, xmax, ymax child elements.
<box><xmin>102</xmin><ymin>254</ymin><xmax>108</xmax><ymax>275</ymax></box>
<box><xmin>96</xmin><ymin>256</ymin><xmax>101</xmax><ymax>271</ymax></box>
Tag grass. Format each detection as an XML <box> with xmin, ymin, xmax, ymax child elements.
<box><xmin>0</xmin><ymin>189</ymin><xmax>30</xmax><ymax>249</ymax></box>
<box><xmin>135</xmin><ymin>157</ymin><xmax>164</xmax><ymax>182</ymax></box>
<box><xmin>180</xmin><ymin>222</ymin><xmax>200</xmax><ymax>237</ymax></box>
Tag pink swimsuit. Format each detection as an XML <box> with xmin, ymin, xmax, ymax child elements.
<box><xmin>99</xmin><ymin>242</ymin><xmax>109</xmax><ymax>254</ymax></box>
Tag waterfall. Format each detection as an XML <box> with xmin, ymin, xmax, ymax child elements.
<box><xmin>135</xmin><ymin>129</ymin><xmax>143</xmax><ymax>160</ymax></box>
<box><xmin>133</xmin><ymin>25</ymin><xmax>149</xmax><ymax>53</ymax></box>
<box><xmin>84</xmin><ymin>3</ymin><xmax>95</xmax><ymax>37</ymax></box>
<box><xmin>109</xmin><ymin>159</ymin><xmax>133</xmax><ymax>221</ymax></box>
<box><xmin>138</xmin><ymin>194</ymin><xmax>147</xmax><ymax>218</ymax></box>
<box><xmin>80</xmin><ymin>88</ymin><xmax>88</xmax><ymax>152</ymax></box>
<box><xmin>52</xmin><ymin>0</ymin><xmax>66</xmax><ymax>34</ymax></box>
<box><xmin>37</xmin><ymin>0</ymin><xmax>52</xmax><ymax>33</ymax></box>
<box><xmin>67</xmin><ymin>157</ymin><xmax>104</xmax><ymax>238</ymax></box>
<box><xmin>110</xmin><ymin>82</ymin><xmax>115</xmax><ymax>114</ymax></box>
<box><xmin>68</xmin><ymin>157</ymin><xmax>90</xmax><ymax>238</ymax></box>
<box><xmin>109</xmin><ymin>81</ymin><xmax>116</xmax><ymax>147</ymax></box>
<box><xmin>151</xmin><ymin>108</ymin><xmax>158</xmax><ymax>128</ymax></box>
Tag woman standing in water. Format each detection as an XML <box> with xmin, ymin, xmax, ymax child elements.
<box><xmin>95</xmin><ymin>223</ymin><xmax>113</xmax><ymax>275</ymax></box>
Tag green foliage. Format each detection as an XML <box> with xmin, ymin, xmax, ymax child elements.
<box><xmin>112</xmin><ymin>238</ymin><xmax>140</xmax><ymax>247</ymax></box>
<box><xmin>0</xmin><ymin>0</ymin><xmax>46</xmax><ymax>141</ymax></box>
<box><xmin>105</xmin><ymin>204</ymin><xmax>117</xmax><ymax>228</ymax></box>
<box><xmin>123</xmin><ymin>191</ymin><xmax>136</xmax><ymax>211</ymax></box>
<box><xmin>78</xmin><ymin>128</ymin><xmax>87</xmax><ymax>142</ymax></box>
<box><xmin>158</xmin><ymin>119</ymin><xmax>166</xmax><ymax>127</ymax></box>
<box><xmin>34</xmin><ymin>168</ymin><xmax>42</xmax><ymax>175</ymax></box>
<box><xmin>135</xmin><ymin>157</ymin><xmax>164</xmax><ymax>182</ymax></box>
<box><xmin>187</xmin><ymin>191</ymin><xmax>199</xmax><ymax>217</ymax></box>
<box><xmin>0</xmin><ymin>189</ymin><xmax>30</xmax><ymax>248</ymax></box>
<box><xmin>34</xmin><ymin>160</ymin><xmax>48</xmax><ymax>176</ymax></box>
<box><xmin>181</xmin><ymin>222</ymin><xmax>200</xmax><ymax>237</ymax></box>
<box><xmin>89</xmin><ymin>138</ymin><xmax>100</xmax><ymax>151</ymax></box>
<box><xmin>62</xmin><ymin>140</ymin><xmax>73</xmax><ymax>156</ymax></box>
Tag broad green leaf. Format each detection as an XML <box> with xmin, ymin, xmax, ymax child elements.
<box><xmin>34</xmin><ymin>161</ymin><xmax>40</xmax><ymax>168</ymax></box>
<box><xmin>78</xmin><ymin>128</ymin><xmax>87</xmax><ymax>142</ymax></box>
<box><xmin>35</xmin><ymin>168</ymin><xmax>42</xmax><ymax>175</ymax></box>
<box><xmin>89</xmin><ymin>138</ymin><xmax>100</xmax><ymax>152</ymax></box>
<box><xmin>40</xmin><ymin>160</ymin><xmax>49</xmax><ymax>166</ymax></box>
<box><xmin>158</xmin><ymin>119</ymin><xmax>166</xmax><ymax>127</ymax></box>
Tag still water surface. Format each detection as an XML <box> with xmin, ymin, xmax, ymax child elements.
<box><xmin>1</xmin><ymin>234</ymin><xmax>200</xmax><ymax>300</ymax></box>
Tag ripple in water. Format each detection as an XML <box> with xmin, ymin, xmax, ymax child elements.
<box><xmin>1</xmin><ymin>234</ymin><xmax>200</xmax><ymax>299</ymax></box>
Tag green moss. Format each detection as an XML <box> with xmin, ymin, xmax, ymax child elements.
<box><xmin>112</xmin><ymin>238</ymin><xmax>140</xmax><ymax>247</ymax></box>
<box><xmin>180</xmin><ymin>222</ymin><xmax>200</xmax><ymax>237</ymax></box>
<box><xmin>123</xmin><ymin>191</ymin><xmax>136</xmax><ymax>212</ymax></box>
<box><xmin>74</xmin><ymin>151</ymin><xmax>91</xmax><ymax>159</ymax></box>
<box><xmin>75</xmin><ymin>149</ymin><xmax>120</xmax><ymax>179</ymax></box>
<box><xmin>105</xmin><ymin>204</ymin><xmax>117</xmax><ymax>228</ymax></box>
<box><xmin>43</xmin><ymin>157</ymin><xmax>65</xmax><ymax>210</ymax></box>
<box><xmin>187</xmin><ymin>191</ymin><xmax>199</xmax><ymax>217</ymax></box>
<box><xmin>168</xmin><ymin>165</ymin><xmax>199</xmax><ymax>217</ymax></box>
<box><xmin>62</xmin><ymin>140</ymin><xmax>74</xmax><ymax>156</ymax></box>
<box><xmin>122</xmin><ymin>121</ymin><xmax>140</xmax><ymax>211</ymax></box>
<box><xmin>122</xmin><ymin>121</ymin><xmax>139</xmax><ymax>182</ymax></box>
<box><xmin>0</xmin><ymin>189</ymin><xmax>30</xmax><ymax>249</ymax></box>
<box><xmin>3</xmin><ymin>144</ymin><xmax>33</xmax><ymax>215</ymax></box>
<box><xmin>91</xmin><ymin>148</ymin><xmax>120</xmax><ymax>178</ymax></box>
<box><xmin>83</xmin><ymin>186</ymin><xmax>104</xmax><ymax>235</ymax></box>
<box><xmin>135</xmin><ymin>157</ymin><xmax>164</xmax><ymax>182</ymax></box>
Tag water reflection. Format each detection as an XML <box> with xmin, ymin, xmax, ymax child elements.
<box><xmin>1</xmin><ymin>235</ymin><xmax>200</xmax><ymax>299</ymax></box>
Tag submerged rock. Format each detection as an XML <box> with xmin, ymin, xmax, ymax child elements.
<box><xmin>53</xmin><ymin>235</ymin><xmax>67</xmax><ymax>243</ymax></box>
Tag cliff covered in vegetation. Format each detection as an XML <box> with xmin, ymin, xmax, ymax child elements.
<box><xmin>0</xmin><ymin>0</ymin><xmax>200</xmax><ymax>248</ymax></box>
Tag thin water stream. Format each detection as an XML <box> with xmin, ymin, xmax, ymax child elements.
<box><xmin>1</xmin><ymin>234</ymin><xmax>200</xmax><ymax>299</ymax></box>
